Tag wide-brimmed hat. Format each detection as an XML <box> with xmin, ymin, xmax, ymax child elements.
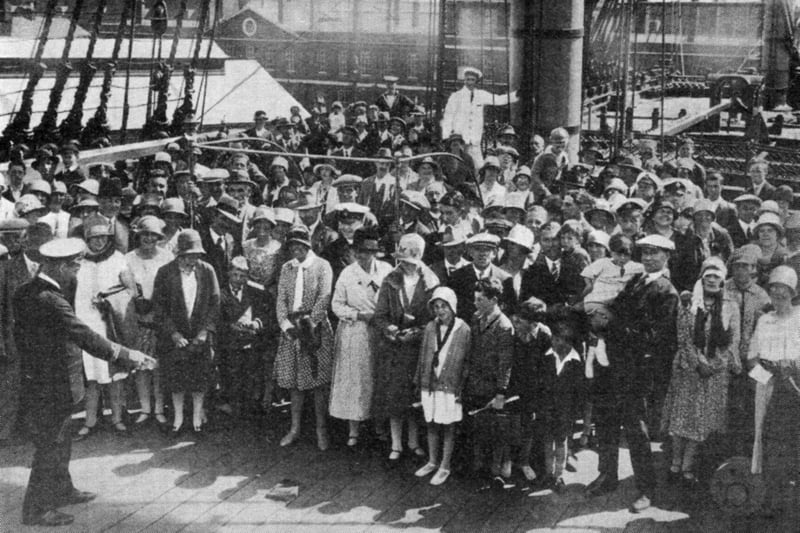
<box><xmin>274</xmin><ymin>207</ymin><xmax>296</xmax><ymax>225</ymax></box>
<box><xmin>176</xmin><ymin>229</ymin><xmax>205</xmax><ymax>256</ymax></box>
<box><xmin>692</xmin><ymin>199</ymin><xmax>716</xmax><ymax>219</ymax></box>
<box><xmin>586</xmin><ymin>230</ymin><xmax>611</xmax><ymax>251</ymax></box>
<box><xmin>757</xmin><ymin>200</ymin><xmax>781</xmax><ymax>217</ymax></box>
<box><xmin>227</xmin><ymin>170</ymin><xmax>257</xmax><ymax>189</ymax></box>
<box><xmin>15</xmin><ymin>194</ymin><xmax>46</xmax><ymax>217</ymax></box>
<box><xmin>215</xmin><ymin>194</ymin><xmax>242</xmax><ymax>224</ymax></box>
<box><xmin>729</xmin><ymin>244</ymin><xmax>761</xmax><ymax>266</ymax></box>
<box><xmin>753</xmin><ymin>212</ymin><xmax>784</xmax><ymax>237</ymax></box>
<box><xmin>74</xmin><ymin>179</ymin><xmax>100</xmax><ymax>196</ymax></box>
<box><xmin>585</xmin><ymin>200</ymin><xmax>616</xmax><ymax>224</ymax></box>
<box><xmin>394</xmin><ymin>233</ymin><xmax>426</xmax><ymax>265</ymax></box>
<box><xmin>768</xmin><ymin>265</ymin><xmax>798</xmax><ymax>295</ymax></box>
<box><xmin>134</xmin><ymin>215</ymin><xmax>166</xmax><ymax>238</ymax></box>
<box><xmin>439</xmin><ymin>227</ymin><xmax>468</xmax><ymax>248</ymax></box>
<box><xmin>313</xmin><ymin>163</ymin><xmax>340</xmax><ymax>176</ymax></box>
<box><xmin>503</xmin><ymin>225</ymin><xmax>534</xmax><ymax>252</ymax></box>
<box><xmin>84</xmin><ymin>214</ymin><xmax>113</xmax><ymax>239</ymax></box>
<box><xmin>270</xmin><ymin>156</ymin><xmax>289</xmax><ymax>171</ymax></box>
<box><xmin>26</xmin><ymin>180</ymin><xmax>52</xmax><ymax>197</ymax></box>
<box><xmin>251</xmin><ymin>205</ymin><xmax>276</xmax><ymax>227</ymax></box>
<box><xmin>400</xmin><ymin>190</ymin><xmax>431</xmax><ymax>211</ymax></box>
<box><xmin>161</xmin><ymin>198</ymin><xmax>188</xmax><ymax>218</ymax></box>
<box><xmin>604</xmin><ymin>178</ymin><xmax>627</xmax><ymax>195</ymax></box>
<box><xmin>504</xmin><ymin>191</ymin><xmax>528</xmax><ymax>215</ymax></box>
<box><xmin>286</xmin><ymin>225</ymin><xmax>312</xmax><ymax>249</ymax></box>
<box><xmin>481</xmin><ymin>156</ymin><xmax>501</xmax><ymax>172</ymax></box>
<box><xmin>69</xmin><ymin>198</ymin><xmax>100</xmax><ymax>214</ymax></box>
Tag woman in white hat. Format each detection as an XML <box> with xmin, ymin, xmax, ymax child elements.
<box><xmin>125</xmin><ymin>216</ymin><xmax>174</xmax><ymax>426</ymax></box>
<box><xmin>661</xmin><ymin>257</ymin><xmax>741</xmax><ymax>486</ymax></box>
<box><xmin>74</xmin><ymin>215</ymin><xmax>136</xmax><ymax>439</ymax></box>
<box><xmin>243</xmin><ymin>206</ymin><xmax>282</xmax><ymax>288</ymax></box>
<box><xmin>750</xmin><ymin>265</ymin><xmax>800</xmax><ymax>514</ymax></box>
<box><xmin>373</xmin><ymin>233</ymin><xmax>439</xmax><ymax>462</ymax></box>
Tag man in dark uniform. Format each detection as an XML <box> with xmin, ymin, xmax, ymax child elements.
<box><xmin>52</xmin><ymin>141</ymin><xmax>86</xmax><ymax>189</ymax></box>
<box><xmin>14</xmin><ymin>238</ymin><xmax>154</xmax><ymax>526</ymax></box>
<box><xmin>375</xmin><ymin>75</ymin><xmax>415</xmax><ymax>117</ymax></box>
<box><xmin>447</xmin><ymin>233</ymin><xmax>511</xmax><ymax>321</ymax></box>
<box><xmin>585</xmin><ymin>234</ymin><xmax>678</xmax><ymax>513</ymax></box>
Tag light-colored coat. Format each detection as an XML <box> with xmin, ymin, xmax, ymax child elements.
<box><xmin>441</xmin><ymin>86</ymin><xmax>518</xmax><ymax>146</ymax></box>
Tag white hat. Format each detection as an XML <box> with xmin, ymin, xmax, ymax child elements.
<box><xmin>461</xmin><ymin>66</ymin><xmax>483</xmax><ymax>80</ymax></box>
<box><xmin>39</xmin><ymin>237</ymin><xmax>86</xmax><ymax>260</ymax></box>
<box><xmin>428</xmin><ymin>286</ymin><xmax>458</xmax><ymax>314</ymax></box>
<box><xmin>636</xmin><ymin>234</ymin><xmax>675</xmax><ymax>251</ymax></box>
<box><xmin>270</xmin><ymin>156</ymin><xmax>289</xmax><ymax>170</ymax></box>
<box><xmin>274</xmin><ymin>207</ymin><xmax>296</xmax><ymax>225</ymax></box>
<box><xmin>586</xmin><ymin>230</ymin><xmax>611</xmax><ymax>251</ymax></box>
<box><xmin>467</xmin><ymin>232</ymin><xmax>501</xmax><ymax>248</ymax></box>
<box><xmin>768</xmin><ymin>265</ymin><xmax>798</xmax><ymax>296</ymax></box>
<box><xmin>231</xmin><ymin>256</ymin><xmax>249</xmax><ymax>272</ymax></box>
<box><xmin>395</xmin><ymin>233</ymin><xmax>426</xmax><ymax>265</ymax></box>
<box><xmin>701</xmin><ymin>256</ymin><xmax>727</xmax><ymax>280</ymax></box>
<box><xmin>503</xmin><ymin>225</ymin><xmax>534</xmax><ymax>252</ymax></box>
<box><xmin>481</xmin><ymin>156</ymin><xmax>501</xmax><ymax>171</ymax></box>
<box><xmin>75</xmin><ymin>179</ymin><xmax>100</xmax><ymax>196</ymax></box>
<box><xmin>15</xmin><ymin>194</ymin><xmax>46</xmax><ymax>216</ymax></box>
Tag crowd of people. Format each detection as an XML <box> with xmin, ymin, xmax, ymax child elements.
<box><xmin>2</xmin><ymin>68</ymin><xmax>800</xmax><ymax>526</ymax></box>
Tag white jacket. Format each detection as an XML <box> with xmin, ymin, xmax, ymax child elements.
<box><xmin>441</xmin><ymin>86</ymin><xmax>518</xmax><ymax>146</ymax></box>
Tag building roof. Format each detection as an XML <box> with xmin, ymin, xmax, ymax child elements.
<box><xmin>0</xmin><ymin>36</ymin><xmax>228</xmax><ymax>59</ymax></box>
<box><xmin>8</xmin><ymin>15</ymin><xmax>90</xmax><ymax>39</ymax></box>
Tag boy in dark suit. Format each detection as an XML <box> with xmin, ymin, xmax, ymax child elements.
<box><xmin>447</xmin><ymin>233</ymin><xmax>510</xmax><ymax>321</ymax></box>
<box><xmin>217</xmin><ymin>257</ymin><xmax>273</xmax><ymax>418</ymax></box>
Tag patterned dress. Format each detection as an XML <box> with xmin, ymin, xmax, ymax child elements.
<box><xmin>328</xmin><ymin>259</ymin><xmax>393</xmax><ymax>421</ymax></box>
<box><xmin>243</xmin><ymin>238</ymin><xmax>282</xmax><ymax>287</ymax></box>
<box><xmin>125</xmin><ymin>247</ymin><xmax>174</xmax><ymax>355</ymax></box>
<box><xmin>274</xmin><ymin>253</ymin><xmax>334</xmax><ymax>390</ymax></box>
<box><xmin>662</xmin><ymin>298</ymin><xmax>741</xmax><ymax>442</ymax></box>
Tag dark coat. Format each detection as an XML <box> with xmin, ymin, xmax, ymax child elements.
<box><xmin>358</xmin><ymin>175</ymin><xmax>399</xmax><ymax>226</ymax></box>
<box><xmin>671</xmin><ymin>225</ymin><xmax>735</xmax><ymax>292</ymax></box>
<box><xmin>152</xmin><ymin>260</ymin><xmax>221</xmax><ymax>392</ymax></box>
<box><xmin>508</xmin><ymin>326</ymin><xmax>552</xmax><ymax>416</ymax></box>
<box><xmin>464</xmin><ymin>310</ymin><xmax>514</xmax><ymax>404</ymax></box>
<box><xmin>714</xmin><ymin>200</ymin><xmax>738</xmax><ymax>229</ymax></box>
<box><xmin>0</xmin><ymin>253</ymin><xmax>36</xmax><ymax>361</ymax></box>
<box><xmin>725</xmin><ymin>219</ymin><xmax>754</xmax><ymax>249</ymax></box>
<box><xmin>320</xmin><ymin>236</ymin><xmax>355</xmax><ymax>283</ymax></box>
<box><xmin>536</xmin><ymin>351</ymin><xmax>586</xmax><ymax>438</ymax></box>
<box><xmin>372</xmin><ymin>264</ymin><xmax>439</xmax><ymax>418</ymax></box>
<box><xmin>520</xmin><ymin>254</ymin><xmax>580</xmax><ymax>308</ymax></box>
<box><xmin>219</xmin><ymin>280</ymin><xmax>275</xmax><ymax>353</ymax></box>
<box><xmin>446</xmin><ymin>263</ymin><xmax>511</xmax><ymax>321</ymax></box>
<box><xmin>607</xmin><ymin>273</ymin><xmax>679</xmax><ymax>397</ymax></box>
<box><xmin>375</xmin><ymin>91</ymin><xmax>415</xmax><ymax>116</ymax></box>
<box><xmin>200</xmin><ymin>227</ymin><xmax>241</xmax><ymax>287</ymax></box>
<box><xmin>330</xmin><ymin>146</ymin><xmax>368</xmax><ymax>176</ymax></box>
<box><xmin>746</xmin><ymin>181</ymin><xmax>776</xmax><ymax>202</ymax></box>
<box><xmin>14</xmin><ymin>276</ymin><xmax>126</xmax><ymax>433</ymax></box>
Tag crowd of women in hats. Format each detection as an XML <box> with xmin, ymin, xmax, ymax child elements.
<box><xmin>1</xmin><ymin>75</ymin><xmax>800</xmax><ymax>517</ymax></box>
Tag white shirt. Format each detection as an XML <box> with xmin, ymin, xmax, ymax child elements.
<box><xmin>545</xmin><ymin>256</ymin><xmax>561</xmax><ymax>277</ymax></box>
<box><xmin>547</xmin><ymin>347</ymin><xmax>581</xmax><ymax>376</ymax></box>
<box><xmin>441</xmin><ymin>85</ymin><xmax>519</xmax><ymax>146</ymax></box>
<box><xmin>473</xmin><ymin>264</ymin><xmax>491</xmax><ymax>280</ymax></box>
<box><xmin>374</xmin><ymin>173</ymin><xmax>397</xmax><ymax>203</ymax></box>
<box><xmin>444</xmin><ymin>258</ymin><xmax>469</xmax><ymax>276</ymax></box>
<box><xmin>644</xmin><ymin>269</ymin><xmax>666</xmax><ymax>285</ymax></box>
<box><xmin>23</xmin><ymin>253</ymin><xmax>39</xmax><ymax>278</ymax></box>
<box><xmin>739</xmin><ymin>219</ymin><xmax>756</xmax><ymax>237</ymax></box>
<box><xmin>181</xmin><ymin>269</ymin><xmax>198</xmax><ymax>317</ymax></box>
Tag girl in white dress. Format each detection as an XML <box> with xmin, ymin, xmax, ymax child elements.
<box><xmin>414</xmin><ymin>286</ymin><xmax>471</xmax><ymax>485</ymax></box>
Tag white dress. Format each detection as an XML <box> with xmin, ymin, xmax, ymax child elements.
<box><xmin>421</xmin><ymin>320</ymin><xmax>465</xmax><ymax>425</ymax></box>
<box><xmin>125</xmin><ymin>248</ymin><xmax>174</xmax><ymax>354</ymax></box>
<box><xmin>328</xmin><ymin>259</ymin><xmax>393</xmax><ymax>421</ymax></box>
<box><xmin>76</xmin><ymin>251</ymin><xmax>131</xmax><ymax>384</ymax></box>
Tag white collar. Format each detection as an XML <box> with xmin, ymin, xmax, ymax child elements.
<box><xmin>547</xmin><ymin>347</ymin><xmax>581</xmax><ymax>376</ymax></box>
<box><xmin>545</xmin><ymin>256</ymin><xmax>560</xmax><ymax>268</ymax></box>
<box><xmin>209</xmin><ymin>227</ymin><xmax>222</xmax><ymax>242</ymax></box>
<box><xmin>645</xmin><ymin>269</ymin><xmax>666</xmax><ymax>283</ymax></box>
<box><xmin>38</xmin><ymin>272</ymin><xmax>61</xmax><ymax>290</ymax></box>
<box><xmin>473</xmin><ymin>264</ymin><xmax>491</xmax><ymax>279</ymax></box>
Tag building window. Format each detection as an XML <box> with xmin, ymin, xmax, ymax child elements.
<box><xmin>383</xmin><ymin>51</ymin><xmax>394</xmax><ymax>77</ymax></box>
<box><xmin>359</xmin><ymin>50</ymin><xmax>373</xmax><ymax>76</ymax></box>
<box><xmin>338</xmin><ymin>51</ymin><xmax>349</xmax><ymax>76</ymax></box>
<box><xmin>263</xmin><ymin>50</ymin><xmax>276</xmax><ymax>69</ymax></box>
<box><xmin>284</xmin><ymin>49</ymin><xmax>296</xmax><ymax>73</ymax></box>
<box><xmin>407</xmin><ymin>53</ymin><xmax>418</xmax><ymax>80</ymax></box>
<box><xmin>317</xmin><ymin>50</ymin><xmax>327</xmax><ymax>75</ymax></box>
<box><xmin>245</xmin><ymin>43</ymin><xmax>255</xmax><ymax>59</ymax></box>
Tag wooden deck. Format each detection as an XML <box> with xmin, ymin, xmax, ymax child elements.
<box><xmin>0</xmin><ymin>412</ymin><xmax>793</xmax><ymax>533</ymax></box>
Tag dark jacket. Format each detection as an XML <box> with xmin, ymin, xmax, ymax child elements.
<box><xmin>607</xmin><ymin>272</ymin><xmax>678</xmax><ymax>396</ymax></box>
<box><xmin>746</xmin><ymin>181</ymin><xmax>776</xmax><ymax>202</ymax></box>
<box><xmin>152</xmin><ymin>259</ymin><xmax>221</xmax><ymax>354</ymax></box>
<box><xmin>536</xmin><ymin>350</ymin><xmax>586</xmax><ymax>438</ymax></box>
<box><xmin>725</xmin><ymin>218</ymin><xmax>754</xmax><ymax>249</ymax></box>
<box><xmin>330</xmin><ymin>146</ymin><xmax>368</xmax><ymax>177</ymax></box>
<box><xmin>0</xmin><ymin>253</ymin><xmax>36</xmax><ymax>361</ymax></box>
<box><xmin>446</xmin><ymin>263</ymin><xmax>511</xmax><ymax>321</ymax></box>
<box><xmin>375</xmin><ymin>91</ymin><xmax>415</xmax><ymax>116</ymax></box>
<box><xmin>671</xmin><ymin>225</ymin><xmax>735</xmax><ymax>292</ymax></box>
<box><xmin>219</xmin><ymin>280</ymin><xmax>275</xmax><ymax>353</ymax></box>
<box><xmin>200</xmin><ymin>227</ymin><xmax>242</xmax><ymax>287</ymax></box>
<box><xmin>464</xmin><ymin>310</ymin><xmax>514</xmax><ymax>402</ymax></box>
<box><xmin>14</xmin><ymin>276</ymin><xmax>128</xmax><ymax>433</ymax></box>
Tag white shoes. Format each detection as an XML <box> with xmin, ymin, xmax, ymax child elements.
<box><xmin>430</xmin><ymin>468</ymin><xmax>450</xmax><ymax>486</ymax></box>
<box><xmin>414</xmin><ymin>462</ymin><xmax>438</xmax><ymax>477</ymax></box>
<box><xmin>521</xmin><ymin>465</ymin><xmax>537</xmax><ymax>482</ymax></box>
<box><xmin>595</xmin><ymin>338</ymin><xmax>609</xmax><ymax>367</ymax></box>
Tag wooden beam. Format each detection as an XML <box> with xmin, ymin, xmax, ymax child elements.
<box><xmin>661</xmin><ymin>100</ymin><xmax>733</xmax><ymax>136</ymax></box>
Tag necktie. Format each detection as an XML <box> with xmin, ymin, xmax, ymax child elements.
<box><xmin>746</xmin><ymin>225</ymin><xmax>753</xmax><ymax>240</ymax></box>
<box><xmin>551</xmin><ymin>261</ymin><xmax>560</xmax><ymax>280</ymax></box>
<box><xmin>470</xmin><ymin>90</ymin><xmax>474</xmax><ymax>103</ymax></box>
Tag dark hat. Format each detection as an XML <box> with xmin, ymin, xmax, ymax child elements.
<box><xmin>176</xmin><ymin>229</ymin><xmax>206</xmax><ymax>256</ymax></box>
<box><xmin>215</xmin><ymin>194</ymin><xmax>242</xmax><ymax>224</ymax></box>
<box><xmin>98</xmin><ymin>178</ymin><xmax>123</xmax><ymax>198</ymax></box>
<box><xmin>413</xmin><ymin>155</ymin><xmax>439</xmax><ymax>173</ymax></box>
<box><xmin>286</xmin><ymin>225</ymin><xmax>312</xmax><ymax>248</ymax></box>
<box><xmin>389</xmin><ymin>116</ymin><xmax>406</xmax><ymax>129</ymax></box>
<box><xmin>254</xmin><ymin>110</ymin><xmax>268</xmax><ymax>120</ymax></box>
<box><xmin>60</xmin><ymin>140</ymin><xmax>80</xmax><ymax>155</ymax></box>
<box><xmin>446</xmin><ymin>133</ymin><xmax>465</xmax><ymax>145</ymax></box>
<box><xmin>353</xmin><ymin>227</ymin><xmax>382</xmax><ymax>252</ymax></box>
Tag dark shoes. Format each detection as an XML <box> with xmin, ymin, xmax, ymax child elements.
<box><xmin>22</xmin><ymin>509</ymin><xmax>74</xmax><ymax>527</ymax></box>
<box><xmin>585</xmin><ymin>473</ymin><xmax>618</xmax><ymax>497</ymax></box>
<box><xmin>61</xmin><ymin>490</ymin><xmax>97</xmax><ymax>506</ymax></box>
